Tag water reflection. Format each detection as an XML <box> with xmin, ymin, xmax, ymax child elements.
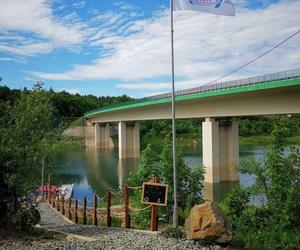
<box><xmin>203</xmin><ymin>182</ymin><xmax>239</xmax><ymax>203</ymax></box>
<box><xmin>52</xmin><ymin>143</ymin><xmax>281</xmax><ymax>203</ymax></box>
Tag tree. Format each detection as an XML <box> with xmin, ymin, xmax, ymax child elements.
<box><xmin>223</xmin><ymin>118</ymin><xmax>300</xmax><ymax>249</ymax></box>
<box><xmin>128</xmin><ymin>140</ymin><xmax>204</xmax><ymax>228</ymax></box>
<box><xmin>0</xmin><ymin>87</ymin><xmax>55</xmax><ymax>230</ymax></box>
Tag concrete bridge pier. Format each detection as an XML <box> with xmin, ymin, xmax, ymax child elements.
<box><xmin>202</xmin><ymin>118</ymin><xmax>239</xmax><ymax>183</ymax></box>
<box><xmin>118</xmin><ymin>121</ymin><xmax>140</xmax><ymax>159</ymax></box>
<box><xmin>95</xmin><ymin>123</ymin><xmax>114</xmax><ymax>148</ymax></box>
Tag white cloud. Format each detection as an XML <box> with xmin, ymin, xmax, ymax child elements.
<box><xmin>73</xmin><ymin>1</ymin><xmax>86</xmax><ymax>9</ymax></box>
<box><xmin>28</xmin><ymin>0</ymin><xmax>300</xmax><ymax>93</ymax></box>
<box><xmin>0</xmin><ymin>0</ymin><xmax>89</xmax><ymax>56</ymax></box>
<box><xmin>0</xmin><ymin>57</ymin><xmax>25</xmax><ymax>63</ymax></box>
<box><xmin>0</xmin><ymin>43</ymin><xmax>54</xmax><ymax>56</ymax></box>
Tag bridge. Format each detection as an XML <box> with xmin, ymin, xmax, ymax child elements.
<box><xmin>84</xmin><ymin>69</ymin><xmax>300</xmax><ymax>184</ymax></box>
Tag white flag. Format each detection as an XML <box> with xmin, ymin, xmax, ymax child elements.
<box><xmin>173</xmin><ymin>0</ymin><xmax>235</xmax><ymax>16</ymax></box>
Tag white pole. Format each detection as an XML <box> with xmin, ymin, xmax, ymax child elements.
<box><xmin>170</xmin><ymin>0</ymin><xmax>178</xmax><ymax>228</ymax></box>
<box><xmin>42</xmin><ymin>158</ymin><xmax>45</xmax><ymax>201</ymax></box>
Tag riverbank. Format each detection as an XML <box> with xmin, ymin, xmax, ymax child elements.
<box><xmin>142</xmin><ymin>134</ymin><xmax>300</xmax><ymax>151</ymax></box>
<box><xmin>63</xmin><ymin>125</ymin><xmax>300</xmax><ymax>149</ymax></box>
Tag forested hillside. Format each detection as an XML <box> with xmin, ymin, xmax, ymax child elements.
<box><xmin>0</xmin><ymin>85</ymin><xmax>132</xmax><ymax>119</ymax></box>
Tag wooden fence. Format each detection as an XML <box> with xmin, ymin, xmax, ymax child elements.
<box><xmin>43</xmin><ymin>179</ymin><xmax>158</xmax><ymax>231</ymax></box>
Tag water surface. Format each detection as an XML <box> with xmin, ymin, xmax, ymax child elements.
<box><xmin>51</xmin><ymin>142</ymin><xmax>273</xmax><ymax>204</ymax></box>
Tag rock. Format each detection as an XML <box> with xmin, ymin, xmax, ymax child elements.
<box><xmin>185</xmin><ymin>201</ymin><xmax>232</xmax><ymax>244</ymax></box>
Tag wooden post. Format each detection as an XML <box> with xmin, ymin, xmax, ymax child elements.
<box><xmin>93</xmin><ymin>194</ymin><xmax>97</xmax><ymax>226</ymax></box>
<box><xmin>124</xmin><ymin>185</ymin><xmax>129</xmax><ymax>228</ymax></box>
<box><xmin>68</xmin><ymin>197</ymin><xmax>72</xmax><ymax>221</ymax></box>
<box><xmin>46</xmin><ymin>184</ymin><xmax>48</xmax><ymax>201</ymax></box>
<box><xmin>49</xmin><ymin>191</ymin><xmax>51</xmax><ymax>205</ymax></box>
<box><xmin>62</xmin><ymin>195</ymin><xmax>65</xmax><ymax>215</ymax></box>
<box><xmin>150</xmin><ymin>177</ymin><xmax>158</xmax><ymax>231</ymax></box>
<box><xmin>75</xmin><ymin>199</ymin><xmax>78</xmax><ymax>223</ymax></box>
<box><xmin>107</xmin><ymin>191</ymin><xmax>111</xmax><ymax>227</ymax></box>
<box><xmin>83</xmin><ymin>196</ymin><xmax>87</xmax><ymax>225</ymax></box>
<box><xmin>56</xmin><ymin>194</ymin><xmax>60</xmax><ymax>211</ymax></box>
<box><xmin>47</xmin><ymin>174</ymin><xmax>51</xmax><ymax>202</ymax></box>
<box><xmin>52</xmin><ymin>193</ymin><xmax>55</xmax><ymax>207</ymax></box>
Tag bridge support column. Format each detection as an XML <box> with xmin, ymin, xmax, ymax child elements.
<box><xmin>95</xmin><ymin>123</ymin><xmax>113</xmax><ymax>148</ymax></box>
<box><xmin>202</xmin><ymin>118</ymin><xmax>239</xmax><ymax>183</ymax></box>
<box><xmin>118</xmin><ymin>122</ymin><xmax>140</xmax><ymax>159</ymax></box>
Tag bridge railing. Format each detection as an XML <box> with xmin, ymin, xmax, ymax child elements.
<box><xmin>84</xmin><ymin>69</ymin><xmax>300</xmax><ymax>117</ymax></box>
<box><xmin>144</xmin><ymin>68</ymin><xmax>300</xmax><ymax>101</ymax></box>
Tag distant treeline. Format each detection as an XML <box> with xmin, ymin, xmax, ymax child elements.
<box><xmin>0</xmin><ymin>85</ymin><xmax>132</xmax><ymax>118</ymax></box>
<box><xmin>1</xmin><ymin>85</ymin><xmax>299</xmax><ymax>137</ymax></box>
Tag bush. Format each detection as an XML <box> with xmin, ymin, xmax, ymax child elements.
<box><xmin>111</xmin><ymin>217</ymin><xmax>122</xmax><ymax>227</ymax></box>
<box><xmin>128</xmin><ymin>141</ymin><xmax>204</xmax><ymax>229</ymax></box>
<box><xmin>12</xmin><ymin>206</ymin><xmax>40</xmax><ymax>231</ymax></box>
<box><xmin>235</xmin><ymin>229</ymin><xmax>300</xmax><ymax>250</ymax></box>
<box><xmin>223</xmin><ymin>119</ymin><xmax>300</xmax><ymax>249</ymax></box>
<box><xmin>160</xmin><ymin>226</ymin><xmax>185</xmax><ymax>239</ymax></box>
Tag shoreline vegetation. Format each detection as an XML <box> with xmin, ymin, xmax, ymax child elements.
<box><xmin>61</xmin><ymin>130</ymin><xmax>300</xmax><ymax>157</ymax></box>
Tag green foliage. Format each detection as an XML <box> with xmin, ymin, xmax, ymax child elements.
<box><xmin>221</xmin><ymin>187</ymin><xmax>250</xmax><ymax>229</ymax></box>
<box><xmin>111</xmin><ymin>217</ymin><xmax>122</xmax><ymax>227</ymax></box>
<box><xmin>140</xmin><ymin>119</ymin><xmax>202</xmax><ymax>138</ymax></box>
<box><xmin>240</xmin><ymin>119</ymin><xmax>300</xmax><ymax>229</ymax></box>
<box><xmin>222</xmin><ymin>118</ymin><xmax>300</xmax><ymax>249</ymax></box>
<box><xmin>13</xmin><ymin>206</ymin><xmax>41</xmax><ymax>231</ymax></box>
<box><xmin>160</xmin><ymin>226</ymin><xmax>185</xmax><ymax>239</ymax></box>
<box><xmin>239</xmin><ymin>116</ymin><xmax>300</xmax><ymax>137</ymax></box>
<box><xmin>0</xmin><ymin>87</ymin><xmax>56</xmax><ymax>230</ymax></box>
<box><xmin>0</xmin><ymin>85</ymin><xmax>132</xmax><ymax>121</ymax></box>
<box><xmin>128</xmin><ymin>141</ymin><xmax>204</xmax><ymax>228</ymax></box>
<box><xmin>234</xmin><ymin>229</ymin><xmax>300</xmax><ymax>250</ymax></box>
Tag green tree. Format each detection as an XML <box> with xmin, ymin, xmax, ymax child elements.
<box><xmin>223</xmin><ymin>118</ymin><xmax>300</xmax><ymax>249</ymax></box>
<box><xmin>0</xmin><ymin>87</ymin><xmax>55</xmax><ymax>230</ymax></box>
<box><xmin>128</xmin><ymin>140</ymin><xmax>204</xmax><ymax>228</ymax></box>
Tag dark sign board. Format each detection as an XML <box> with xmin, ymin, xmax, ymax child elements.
<box><xmin>141</xmin><ymin>182</ymin><xmax>168</xmax><ymax>206</ymax></box>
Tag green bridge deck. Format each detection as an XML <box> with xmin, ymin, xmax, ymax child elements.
<box><xmin>84</xmin><ymin>78</ymin><xmax>300</xmax><ymax>118</ymax></box>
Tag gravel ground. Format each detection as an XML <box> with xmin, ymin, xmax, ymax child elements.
<box><xmin>0</xmin><ymin>203</ymin><xmax>227</xmax><ymax>250</ymax></box>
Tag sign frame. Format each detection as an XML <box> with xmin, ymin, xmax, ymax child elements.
<box><xmin>141</xmin><ymin>182</ymin><xmax>168</xmax><ymax>206</ymax></box>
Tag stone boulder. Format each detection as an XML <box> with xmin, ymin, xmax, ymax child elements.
<box><xmin>185</xmin><ymin>201</ymin><xmax>232</xmax><ymax>244</ymax></box>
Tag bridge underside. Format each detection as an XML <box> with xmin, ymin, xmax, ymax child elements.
<box><xmin>87</xmin><ymin>85</ymin><xmax>300</xmax><ymax>123</ymax></box>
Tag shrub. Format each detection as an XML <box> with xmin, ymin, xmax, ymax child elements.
<box><xmin>160</xmin><ymin>226</ymin><xmax>185</xmax><ymax>239</ymax></box>
<box><xmin>128</xmin><ymin>141</ymin><xmax>204</xmax><ymax>229</ymax></box>
<box><xmin>223</xmin><ymin>119</ymin><xmax>300</xmax><ymax>249</ymax></box>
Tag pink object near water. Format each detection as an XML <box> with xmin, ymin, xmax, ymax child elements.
<box><xmin>36</xmin><ymin>185</ymin><xmax>58</xmax><ymax>193</ymax></box>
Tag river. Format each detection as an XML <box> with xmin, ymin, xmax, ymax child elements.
<box><xmin>50</xmin><ymin>142</ymin><xmax>275</xmax><ymax>205</ymax></box>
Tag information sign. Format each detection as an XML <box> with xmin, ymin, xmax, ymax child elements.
<box><xmin>141</xmin><ymin>182</ymin><xmax>168</xmax><ymax>206</ymax></box>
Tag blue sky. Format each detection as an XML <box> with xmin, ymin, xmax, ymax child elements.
<box><xmin>0</xmin><ymin>0</ymin><xmax>299</xmax><ymax>97</ymax></box>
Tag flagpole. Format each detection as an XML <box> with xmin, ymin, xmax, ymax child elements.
<box><xmin>170</xmin><ymin>0</ymin><xmax>178</xmax><ymax>228</ymax></box>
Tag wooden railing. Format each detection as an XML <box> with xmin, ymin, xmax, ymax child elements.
<box><xmin>43</xmin><ymin>181</ymin><xmax>157</xmax><ymax>231</ymax></box>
